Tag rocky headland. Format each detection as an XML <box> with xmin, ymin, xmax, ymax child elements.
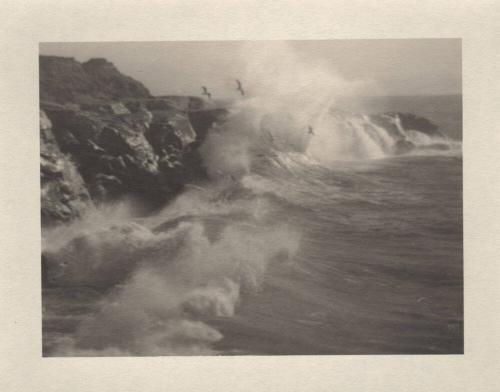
<box><xmin>40</xmin><ymin>55</ymin><xmax>227</xmax><ymax>226</ymax></box>
<box><xmin>40</xmin><ymin>55</ymin><xmax>444</xmax><ymax>226</ymax></box>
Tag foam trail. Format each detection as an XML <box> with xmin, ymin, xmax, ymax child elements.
<box><xmin>42</xmin><ymin>42</ymin><xmax>459</xmax><ymax>356</ymax></box>
<box><xmin>43</xmin><ymin>188</ymin><xmax>300</xmax><ymax>356</ymax></box>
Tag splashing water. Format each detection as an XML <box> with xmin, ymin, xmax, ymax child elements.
<box><xmin>42</xmin><ymin>42</ymin><xmax>461</xmax><ymax>356</ymax></box>
<box><xmin>43</xmin><ymin>186</ymin><xmax>300</xmax><ymax>356</ymax></box>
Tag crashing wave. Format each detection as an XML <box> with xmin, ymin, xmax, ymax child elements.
<box><xmin>42</xmin><ymin>185</ymin><xmax>299</xmax><ymax>356</ymax></box>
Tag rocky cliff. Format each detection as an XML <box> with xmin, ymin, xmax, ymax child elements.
<box><xmin>40</xmin><ymin>56</ymin><xmax>445</xmax><ymax>226</ymax></box>
<box><xmin>40</xmin><ymin>110</ymin><xmax>92</xmax><ymax>225</ymax></box>
<box><xmin>40</xmin><ymin>56</ymin><xmax>152</xmax><ymax>104</ymax></box>
<box><xmin>40</xmin><ymin>56</ymin><xmax>226</xmax><ymax>226</ymax></box>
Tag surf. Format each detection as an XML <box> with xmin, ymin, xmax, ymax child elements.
<box><xmin>41</xmin><ymin>41</ymin><xmax>462</xmax><ymax>356</ymax></box>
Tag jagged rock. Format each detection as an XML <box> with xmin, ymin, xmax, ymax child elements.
<box><xmin>88</xmin><ymin>173</ymin><xmax>123</xmax><ymax>201</ymax></box>
<box><xmin>154</xmin><ymin>95</ymin><xmax>206</xmax><ymax>111</ymax></box>
<box><xmin>82</xmin><ymin>58</ymin><xmax>151</xmax><ymax>100</ymax></box>
<box><xmin>40</xmin><ymin>110</ymin><xmax>92</xmax><ymax>226</ymax></box>
<box><xmin>188</xmin><ymin>109</ymin><xmax>229</xmax><ymax>147</ymax></box>
<box><xmin>145</xmin><ymin>112</ymin><xmax>196</xmax><ymax>155</ymax></box>
<box><xmin>42</xmin><ymin>105</ymin><xmax>176</xmax><ymax>203</ymax></box>
<box><xmin>80</xmin><ymin>102</ymin><xmax>130</xmax><ymax>115</ymax></box>
<box><xmin>41</xmin><ymin>102</ymin><xmax>222</xmax><ymax>207</ymax></box>
<box><xmin>40</xmin><ymin>56</ymin><xmax>151</xmax><ymax>104</ymax></box>
<box><xmin>146</xmin><ymin>121</ymin><xmax>182</xmax><ymax>152</ymax></box>
<box><xmin>39</xmin><ymin>56</ymin><xmax>237</xmax><ymax>225</ymax></box>
<box><xmin>142</xmin><ymin>98</ymin><xmax>177</xmax><ymax>111</ymax></box>
<box><xmin>123</xmin><ymin>101</ymin><xmax>153</xmax><ymax>129</ymax></box>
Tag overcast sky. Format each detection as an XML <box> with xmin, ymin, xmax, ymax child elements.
<box><xmin>40</xmin><ymin>39</ymin><xmax>461</xmax><ymax>97</ymax></box>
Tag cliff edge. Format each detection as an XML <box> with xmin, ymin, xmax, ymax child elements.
<box><xmin>40</xmin><ymin>56</ymin><xmax>225</xmax><ymax>226</ymax></box>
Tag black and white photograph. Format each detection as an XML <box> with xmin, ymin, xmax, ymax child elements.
<box><xmin>39</xmin><ymin>39</ymin><xmax>463</xmax><ymax>356</ymax></box>
<box><xmin>4</xmin><ymin>0</ymin><xmax>500</xmax><ymax>390</ymax></box>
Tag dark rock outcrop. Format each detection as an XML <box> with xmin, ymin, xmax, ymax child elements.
<box><xmin>42</xmin><ymin>102</ymin><xmax>194</xmax><ymax>205</ymax></box>
<box><xmin>40</xmin><ymin>56</ymin><xmax>151</xmax><ymax>104</ymax></box>
<box><xmin>39</xmin><ymin>55</ymin><xmax>445</xmax><ymax>227</ymax></box>
<box><xmin>40</xmin><ymin>56</ymin><xmax>226</xmax><ymax>226</ymax></box>
<box><xmin>395</xmin><ymin>113</ymin><xmax>440</xmax><ymax>137</ymax></box>
<box><xmin>40</xmin><ymin>110</ymin><xmax>93</xmax><ymax>226</ymax></box>
<box><xmin>369</xmin><ymin>112</ymin><xmax>444</xmax><ymax>140</ymax></box>
<box><xmin>188</xmin><ymin>109</ymin><xmax>229</xmax><ymax>148</ymax></box>
<box><xmin>143</xmin><ymin>96</ymin><xmax>205</xmax><ymax>112</ymax></box>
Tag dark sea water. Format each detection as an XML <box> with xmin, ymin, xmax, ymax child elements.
<box><xmin>42</xmin><ymin>95</ymin><xmax>463</xmax><ymax>356</ymax></box>
<box><xmin>214</xmin><ymin>153</ymin><xmax>463</xmax><ymax>354</ymax></box>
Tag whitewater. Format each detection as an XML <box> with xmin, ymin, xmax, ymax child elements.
<box><xmin>41</xmin><ymin>43</ymin><xmax>462</xmax><ymax>355</ymax></box>
<box><xmin>41</xmin><ymin>94</ymin><xmax>462</xmax><ymax>355</ymax></box>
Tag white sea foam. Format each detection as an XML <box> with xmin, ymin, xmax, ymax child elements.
<box><xmin>42</xmin><ymin>42</ymin><xmax>460</xmax><ymax>356</ymax></box>
<box><xmin>44</xmin><ymin>191</ymin><xmax>300</xmax><ymax>355</ymax></box>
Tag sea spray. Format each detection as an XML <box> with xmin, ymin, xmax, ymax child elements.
<box><xmin>42</xmin><ymin>42</ymin><xmax>460</xmax><ymax>356</ymax></box>
<box><xmin>195</xmin><ymin>41</ymin><xmax>451</xmax><ymax>174</ymax></box>
<box><xmin>43</xmin><ymin>187</ymin><xmax>300</xmax><ymax>355</ymax></box>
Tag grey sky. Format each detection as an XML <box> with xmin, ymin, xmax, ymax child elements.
<box><xmin>40</xmin><ymin>39</ymin><xmax>461</xmax><ymax>97</ymax></box>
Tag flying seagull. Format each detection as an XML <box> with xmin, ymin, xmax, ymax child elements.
<box><xmin>308</xmin><ymin>125</ymin><xmax>315</xmax><ymax>136</ymax></box>
<box><xmin>236</xmin><ymin>79</ymin><xmax>245</xmax><ymax>96</ymax></box>
<box><xmin>201</xmin><ymin>86</ymin><xmax>212</xmax><ymax>100</ymax></box>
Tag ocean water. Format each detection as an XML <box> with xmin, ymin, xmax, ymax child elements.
<box><xmin>336</xmin><ymin>95</ymin><xmax>463</xmax><ymax>140</ymax></box>
<box><xmin>42</xmin><ymin>95</ymin><xmax>463</xmax><ymax>356</ymax></box>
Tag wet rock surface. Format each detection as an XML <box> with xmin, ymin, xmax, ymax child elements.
<box><xmin>40</xmin><ymin>55</ymin><xmax>443</xmax><ymax>226</ymax></box>
<box><xmin>40</xmin><ymin>110</ymin><xmax>93</xmax><ymax>226</ymax></box>
<box><xmin>40</xmin><ymin>56</ymin><xmax>226</xmax><ymax>225</ymax></box>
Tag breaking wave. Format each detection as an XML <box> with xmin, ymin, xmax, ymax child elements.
<box><xmin>43</xmin><ymin>185</ymin><xmax>300</xmax><ymax>355</ymax></box>
<box><xmin>42</xmin><ymin>42</ymin><xmax>461</xmax><ymax>356</ymax></box>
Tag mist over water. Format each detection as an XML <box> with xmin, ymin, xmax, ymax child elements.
<box><xmin>42</xmin><ymin>43</ymin><xmax>462</xmax><ymax>355</ymax></box>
